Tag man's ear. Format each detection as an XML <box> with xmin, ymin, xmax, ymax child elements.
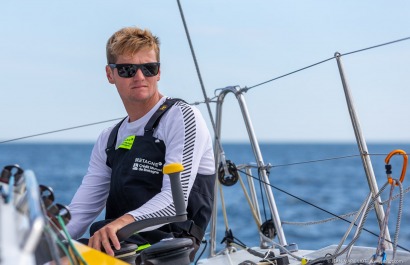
<box><xmin>157</xmin><ymin>68</ymin><xmax>161</xmax><ymax>81</ymax></box>
<box><xmin>106</xmin><ymin>65</ymin><xmax>115</xmax><ymax>84</ymax></box>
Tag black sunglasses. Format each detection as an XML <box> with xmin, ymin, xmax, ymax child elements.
<box><xmin>109</xmin><ymin>62</ymin><xmax>160</xmax><ymax>78</ymax></box>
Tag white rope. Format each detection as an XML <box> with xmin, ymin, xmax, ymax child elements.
<box><xmin>281</xmin><ymin>186</ymin><xmax>409</xmax><ymax>227</ymax></box>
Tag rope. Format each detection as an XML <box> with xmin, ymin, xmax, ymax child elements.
<box><xmin>259</xmin><ymin>233</ymin><xmax>304</xmax><ymax>261</ymax></box>
<box><xmin>376</xmin><ymin>181</ymin><xmax>396</xmax><ymax>257</ymax></box>
<box><xmin>218</xmin><ymin>182</ymin><xmax>230</xmax><ymax>231</ymax></box>
<box><xmin>342</xmin><ymin>36</ymin><xmax>410</xmax><ymax>57</ymax></box>
<box><xmin>246</xmin><ymin>35</ymin><xmax>410</xmax><ymax>91</ymax></box>
<box><xmin>217</xmin><ymin>171</ymin><xmax>263</xmax><ymax>249</ymax></box>
<box><xmin>380</xmin><ymin>185</ymin><xmax>410</xmax><ymax>205</ymax></box>
<box><xmin>176</xmin><ymin>0</ymin><xmax>223</xmax><ymax>152</ymax></box>
<box><xmin>238</xmin><ymin>152</ymin><xmax>400</xmax><ymax>169</ymax></box>
<box><xmin>281</xmin><ymin>186</ymin><xmax>410</xmax><ymax>226</ymax></box>
<box><xmin>43</xmin><ymin>225</ymin><xmax>65</xmax><ymax>265</ymax></box>
<box><xmin>282</xmin><ymin>211</ymin><xmax>359</xmax><ymax>226</ymax></box>
<box><xmin>307</xmin><ymin>182</ymin><xmax>390</xmax><ymax>265</ymax></box>
<box><xmin>333</xmin><ymin>192</ymin><xmax>372</xmax><ymax>256</ymax></box>
<box><xmin>237</xmin><ymin>174</ymin><xmax>262</xmax><ymax>228</ymax></box>
<box><xmin>0</xmin><ymin>118</ymin><xmax>122</xmax><ymax>144</ymax></box>
<box><xmin>272</xmin><ymin>154</ymin><xmax>360</xmax><ymax>167</ymax></box>
<box><xmin>57</xmin><ymin>215</ymin><xmax>89</xmax><ymax>265</ymax></box>
<box><xmin>271</xmin><ymin>152</ymin><xmax>402</xmax><ymax>168</ymax></box>
<box><xmin>237</xmin><ymin>167</ymin><xmax>410</xmax><ymax>253</ymax></box>
<box><xmin>370</xmin><ymin>178</ymin><xmax>404</xmax><ymax>263</ymax></box>
<box><xmin>393</xmin><ymin>180</ymin><xmax>404</xmax><ymax>259</ymax></box>
<box><xmin>383</xmin><ymin>179</ymin><xmax>404</xmax><ymax>260</ymax></box>
<box><xmin>247</xmin><ymin>57</ymin><xmax>334</xmax><ymax>90</ymax></box>
<box><xmin>1</xmin><ymin>34</ymin><xmax>409</xmax><ymax>144</ymax></box>
<box><xmin>237</xmin><ymin>168</ymin><xmax>357</xmax><ymax>225</ymax></box>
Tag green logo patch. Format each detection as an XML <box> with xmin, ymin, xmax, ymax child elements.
<box><xmin>119</xmin><ymin>135</ymin><xmax>135</xmax><ymax>150</ymax></box>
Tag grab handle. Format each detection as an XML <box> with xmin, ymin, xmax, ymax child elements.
<box><xmin>116</xmin><ymin>163</ymin><xmax>186</xmax><ymax>242</ymax></box>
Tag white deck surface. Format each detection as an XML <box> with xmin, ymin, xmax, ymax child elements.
<box><xmin>197</xmin><ymin>245</ymin><xmax>410</xmax><ymax>265</ymax></box>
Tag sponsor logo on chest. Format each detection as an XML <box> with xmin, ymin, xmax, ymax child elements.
<box><xmin>132</xmin><ymin>158</ymin><xmax>162</xmax><ymax>175</ymax></box>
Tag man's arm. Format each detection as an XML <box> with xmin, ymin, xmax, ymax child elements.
<box><xmin>127</xmin><ymin>102</ymin><xmax>211</xmax><ymax>221</ymax></box>
<box><xmin>85</xmin><ymin>103</ymin><xmax>214</xmax><ymax>255</ymax></box>
<box><xmin>67</xmin><ymin>128</ymin><xmax>112</xmax><ymax>239</ymax></box>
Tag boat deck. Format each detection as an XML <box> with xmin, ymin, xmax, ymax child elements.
<box><xmin>197</xmin><ymin>245</ymin><xmax>410</xmax><ymax>264</ymax></box>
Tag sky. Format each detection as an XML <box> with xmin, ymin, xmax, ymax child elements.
<box><xmin>1</xmin><ymin>1</ymin><xmax>409</xmax><ymax>144</ymax></box>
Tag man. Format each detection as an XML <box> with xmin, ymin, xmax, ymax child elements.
<box><xmin>67</xmin><ymin>26</ymin><xmax>215</xmax><ymax>260</ymax></box>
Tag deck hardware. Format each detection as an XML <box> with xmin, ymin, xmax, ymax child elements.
<box><xmin>385</xmin><ymin>149</ymin><xmax>408</xmax><ymax>186</ymax></box>
<box><xmin>218</xmin><ymin>160</ymin><xmax>239</xmax><ymax>186</ymax></box>
<box><xmin>260</xmin><ymin>219</ymin><xmax>277</xmax><ymax>239</ymax></box>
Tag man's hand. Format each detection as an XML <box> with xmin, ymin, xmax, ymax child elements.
<box><xmin>88</xmin><ymin>214</ymin><xmax>135</xmax><ymax>256</ymax></box>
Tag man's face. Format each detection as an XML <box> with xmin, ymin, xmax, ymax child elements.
<box><xmin>106</xmin><ymin>49</ymin><xmax>160</xmax><ymax>106</ymax></box>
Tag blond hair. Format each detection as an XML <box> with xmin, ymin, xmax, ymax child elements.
<box><xmin>106</xmin><ymin>27</ymin><xmax>160</xmax><ymax>64</ymax></box>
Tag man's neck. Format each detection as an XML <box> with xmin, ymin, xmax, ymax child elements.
<box><xmin>126</xmin><ymin>94</ymin><xmax>163</xmax><ymax>122</ymax></box>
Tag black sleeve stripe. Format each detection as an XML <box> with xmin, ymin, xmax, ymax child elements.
<box><xmin>184</xmin><ymin>142</ymin><xmax>195</xmax><ymax>153</ymax></box>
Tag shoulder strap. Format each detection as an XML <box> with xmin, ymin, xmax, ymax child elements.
<box><xmin>105</xmin><ymin>117</ymin><xmax>127</xmax><ymax>168</ymax></box>
<box><xmin>143</xmin><ymin>98</ymin><xmax>180</xmax><ymax>137</ymax></box>
<box><xmin>105</xmin><ymin>98</ymin><xmax>182</xmax><ymax>167</ymax></box>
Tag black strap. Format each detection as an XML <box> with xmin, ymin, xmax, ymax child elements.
<box><xmin>143</xmin><ymin>98</ymin><xmax>179</xmax><ymax>137</ymax></box>
<box><xmin>105</xmin><ymin>117</ymin><xmax>127</xmax><ymax>168</ymax></box>
<box><xmin>172</xmin><ymin>220</ymin><xmax>204</xmax><ymax>243</ymax></box>
<box><xmin>106</xmin><ymin>98</ymin><xmax>180</xmax><ymax>167</ymax></box>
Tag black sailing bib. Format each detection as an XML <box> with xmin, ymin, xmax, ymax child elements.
<box><xmin>105</xmin><ymin>98</ymin><xmax>178</xmax><ymax>219</ymax></box>
<box><xmin>104</xmin><ymin>98</ymin><xmax>215</xmax><ymax>242</ymax></box>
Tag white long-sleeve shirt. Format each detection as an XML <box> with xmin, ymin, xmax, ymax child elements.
<box><xmin>67</xmin><ymin>97</ymin><xmax>215</xmax><ymax>239</ymax></box>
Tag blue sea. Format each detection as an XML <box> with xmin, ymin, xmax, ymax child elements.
<box><xmin>1</xmin><ymin>142</ymin><xmax>409</xmax><ymax>255</ymax></box>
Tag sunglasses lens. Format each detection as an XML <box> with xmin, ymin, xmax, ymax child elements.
<box><xmin>141</xmin><ymin>63</ymin><xmax>159</xmax><ymax>77</ymax></box>
<box><xmin>117</xmin><ymin>65</ymin><xmax>137</xmax><ymax>78</ymax></box>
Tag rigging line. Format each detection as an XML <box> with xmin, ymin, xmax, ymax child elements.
<box><xmin>246</xmin><ymin>35</ymin><xmax>410</xmax><ymax>91</ymax></box>
<box><xmin>0</xmin><ymin>94</ymin><xmax>217</xmax><ymax>143</ymax></box>
<box><xmin>247</xmin><ymin>57</ymin><xmax>335</xmax><ymax>90</ymax></box>
<box><xmin>257</xmin><ymin>167</ymin><xmax>269</xmax><ymax>221</ymax></box>
<box><xmin>3</xmin><ymin>38</ymin><xmax>409</xmax><ymax>145</ymax></box>
<box><xmin>189</xmin><ymin>95</ymin><xmax>219</xmax><ymax>106</ymax></box>
<box><xmin>272</xmin><ymin>154</ymin><xmax>361</xmax><ymax>168</ymax></box>
<box><xmin>260</xmin><ymin>152</ymin><xmax>397</xmax><ymax>168</ymax></box>
<box><xmin>3</xmin><ymin>2</ymin><xmax>218</xmax><ymax>145</ymax></box>
<box><xmin>282</xmin><ymin>185</ymin><xmax>410</xmax><ymax>226</ymax></box>
<box><xmin>341</xmin><ymin>36</ymin><xmax>410</xmax><ymax>57</ymax></box>
<box><xmin>236</xmin><ymin>168</ymin><xmax>354</xmax><ymax>223</ymax></box>
<box><xmin>0</xmin><ymin>118</ymin><xmax>123</xmax><ymax>144</ymax></box>
<box><xmin>236</xmin><ymin>167</ymin><xmax>410</xmax><ymax>252</ymax></box>
<box><xmin>176</xmin><ymin>0</ymin><xmax>222</xmax><ymax>150</ymax></box>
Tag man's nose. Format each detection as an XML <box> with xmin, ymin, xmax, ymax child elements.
<box><xmin>133</xmin><ymin>68</ymin><xmax>145</xmax><ymax>80</ymax></box>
